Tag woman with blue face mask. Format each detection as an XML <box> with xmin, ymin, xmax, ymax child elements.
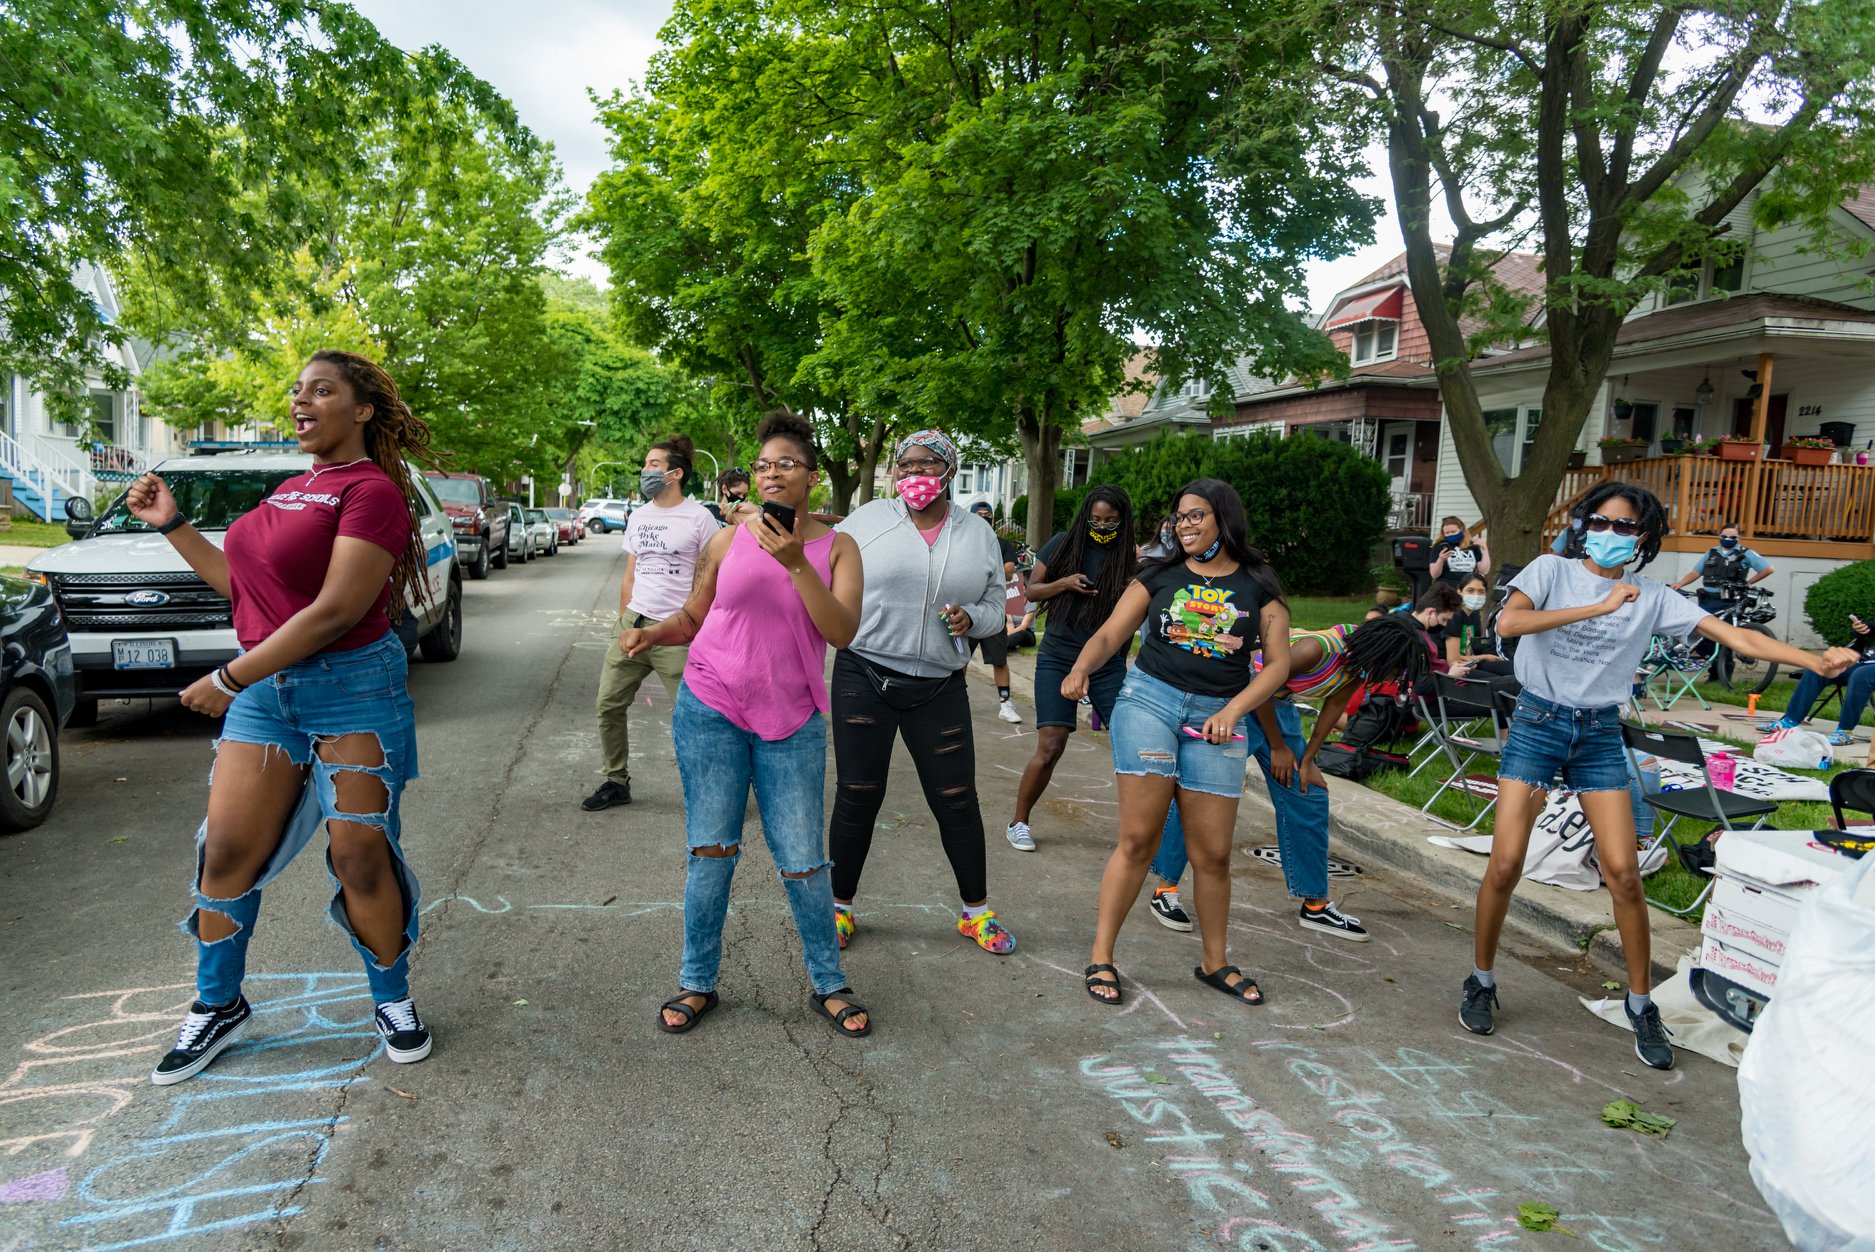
<box><xmin>1430</xmin><ymin>515</ymin><xmax>1491</xmax><ymax>590</ymax></box>
<box><xmin>1460</xmin><ymin>481</ymin><xmax>1859</xmax><ymax>1073</ymax></box>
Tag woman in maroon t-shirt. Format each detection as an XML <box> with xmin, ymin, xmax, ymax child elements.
<box><xmin>127</xmin><ymin>351</ymin><xmax>441</xmax><ymax>1087</ymax></box>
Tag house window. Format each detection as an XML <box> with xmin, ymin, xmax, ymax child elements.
<box><xmin>1628</xmin><ymin>402</ymin><xmax>1659</xmax><ymax>446</ymax></box>
<box><xmin>1179</xmin><ymin>378</ymin><xmax>1210</xmax><ymax>400</ymax></box>
<box><xmin>1484</xmin><ymin>407</ymin><xmax>1519</xmax><ymax>473</ymax></box>
<box><xmin>1384</xmin><ymin>430</ymin><xmax>1411</xmax><ymax>482</ymax></box>
<box><xmin>1710</xmin><ymin>252</ymin><xmax>1745</xmax><ymax>295</ymax></box>
<box><xmin>1519</xmin><ymin>406</ymin><xmax>1543</xmax><ymax>471</ymax></box>
<box><xmin>1351</xmin><ymin>323</ymin><xmax>1398</xmax><ymax>365</ymax></box>
<box><xmin>1664</xmin><ymin>272</ymin><xmax>1700</xmax><ymax>306</ymax></box>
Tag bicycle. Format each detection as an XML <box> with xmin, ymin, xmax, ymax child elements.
<box><xmin>1687</xmin><ymin>584</ymin><xmax>1780</xmax><ymax>694</ymax></box>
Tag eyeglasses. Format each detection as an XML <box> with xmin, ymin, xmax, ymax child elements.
<box><xmin>1171</xmin><ymin>508</ymin><xmax>1212</xmax><ymax>527</ymax></box>
<box><xmin>1089</xmin><ymin>520</ymin><xmax>1122</xmax><ymax>532</ymax></box>
<box><xmin>895</xmin><ymin>458</ymin><xmax>948</xmax><ymax>475</ymax></box>
<box><xmin>1585</xmin><ymin>513</ymin><xmax>1643</xmax><ymax>536</ymax></box>
<box><xmin>750</xmin><ymin>457</ymin><xmax>810</xmax><ymax>474</ymax></box>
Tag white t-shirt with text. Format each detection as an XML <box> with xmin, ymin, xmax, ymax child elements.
<box><xmin>1509</xmin><ymin>554</ymin><xmax>1708</xmax><ymax>710</ymax></box>
<box><xmin>622</xmin><ymin>498</ymin><xmax>719</xmax><ymax>622</ymax></box>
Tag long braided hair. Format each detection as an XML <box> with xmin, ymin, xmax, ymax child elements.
<box><xmin>1341</xmin><ymin>613</ymin><xmax>1436</xmax><ymax>689</ymax></box>
<box><xmin>1043</xmin><ymin>484</ymin><xmax>1137</xmax><ymax>635</ymax></box>
<box><xmin>307</xmin><ymin>350</ymin><xmax>438</xmax><ymax>619</ymax></box>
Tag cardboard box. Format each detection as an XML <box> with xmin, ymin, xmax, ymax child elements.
<box><xmin>1713</xmin><ymin>829</ymin><xmax>1857</xmax><ymax>892</ymax></box>
<box><xmin>1701</xmin><ymin>888</ymin><xmax>1792</xmax><ymax>964</ymax></box>
<box><xmin>1698</xmin><ymin>933</ymin><xmax>1778</xmax><ymax>1000</ymax></box>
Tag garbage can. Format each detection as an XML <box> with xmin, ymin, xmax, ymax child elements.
<box><xmin>1395</xmin><ymin>534</ymin><xmax>1433</xmax><ymax>603</ymax></box>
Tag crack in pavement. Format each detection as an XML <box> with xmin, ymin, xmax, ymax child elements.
<box><xmin>269</xmin><ymin>1066</ymin><xmax>357</xmax><ymax>1245</ymax></box>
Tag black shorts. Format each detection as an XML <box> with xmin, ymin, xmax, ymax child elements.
<box><xmin>971</xmin><ymin>629</ymin><xmax>1008</xmax><ymax>667</ymax></box>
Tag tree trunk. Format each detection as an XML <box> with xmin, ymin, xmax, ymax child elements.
<box><xmin>855</xmin><ymin>414</ymin><xmax>886</xmax><ymax>506</ymax></box>
<box><xmin>824</xmin><ymin>459</ymin><xmax>858</xmax><ymax>515</ymax></box>
<box><xmin>1017</xmin><ymin>406</ymin><xmax>1061</xmax><ymax>549</ymax></box>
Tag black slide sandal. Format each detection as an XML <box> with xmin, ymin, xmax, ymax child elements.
<box><xmin>1084</xmin><ymin>963</ymin><xmax>1123</xmax><ymax>1005</ymax></box>
<box><xmin>812</xmin><ymin>989</ymin><xmax>873</xmax><ymax>1038</ymax></box>
<box><xmin>657</xmin><ymin>990</ymin><xmax>719</xmax><ymax>1034</ymax></box>
<box><xmin>1194</xmin><ymin>964</ymin><xmax>1264</xmax><ymax>1005</ymax></box>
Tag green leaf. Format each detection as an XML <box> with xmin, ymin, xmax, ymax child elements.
<box><xmin>1516</xmin><ymin>1202</ymin><xmax>1574</xmax><ymax>1235</ymax></box>
<box><xmin>1144</xmin><ymin>1073</ymin><xmax>1172</xmax><ymax>1084</ymax></box>
<box><xmin>1601</xmin><ymin>1099</ymin><xmax>1676</xmax><ymax>1137</ymax></box>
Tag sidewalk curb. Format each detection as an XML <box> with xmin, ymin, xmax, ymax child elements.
<box><xmin>969</xmin><ymin>648</ymin><xmax>1700</xmax><ymax>983</ymax></box>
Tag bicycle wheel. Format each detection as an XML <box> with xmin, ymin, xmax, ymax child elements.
<box><xmin>1717</xmin><ymin>624</ymin><xmax>1780</xmax><ymax>694</ymax></box>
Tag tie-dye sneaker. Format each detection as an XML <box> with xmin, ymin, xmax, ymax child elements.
<box><xmin>957</xmin><ymin>909</ymin><xmax>1016</xmax><ymax>955</ymax></box>
<box><xmin>834</xmin><ymin>906</ymin><xmax>856</xmax><ymax>950</ymax></box>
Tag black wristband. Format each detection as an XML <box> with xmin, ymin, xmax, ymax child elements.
<box><xmin>154</xmin><ymin>513</ymin><xmax>189</xmax><ymax>535</ymax></box>
<box><xmin>218</xmin><ymin>665</ymin><xmax>247</xmax><ymax>693</ymax></box>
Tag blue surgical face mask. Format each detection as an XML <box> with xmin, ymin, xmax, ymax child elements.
<box><xmin>1444</xmin><ymin>533</ymin><xmax>1464</xmax><ymax>546</ymax></box>
<box><xmin>1720</xmin><ymin>536</ymin><xmax>1739</xmax><ymax>549</ymax></box>
<box><xmin>1584</xmin><ymin>530</ymin><xmax>1639</xmax><ymax>568</ymax></box>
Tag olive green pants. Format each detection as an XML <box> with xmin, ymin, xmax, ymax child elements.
<box><xmin>596</xmin><ymin>613</ymin><xmax>688</xmax><ymax>786</ymax></box>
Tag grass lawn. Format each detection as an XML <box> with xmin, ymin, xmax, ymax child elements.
<box><xmin>1287</xmin><ymin>595</ymin><xmax>1377</xmax><ymax>631</ymax></box>
<box><xmin>0</xmin><ymin>519</ymin><xmax>77</xmax><ymax>548</ymax></box>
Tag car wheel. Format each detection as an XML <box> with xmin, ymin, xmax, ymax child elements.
<box><xmin>468</xmin><ymin>539</ymin><xmax>490</xmax><ymax>581</ymax></box>
<box><xmin>420</xmin><ymin>583</ymin><xmax>464</xmax><ymax>662</ymax></box>
<box><xmin>587</xmin><ymin>519</ymin><xmax>605</xmax><ymax>536</ymax></box>
<box><xmin>491</xmin><ymin>538</ymin><xmax>509</xmax><ymax>570</ymax></box>
<box><xmin>548</xmin><ymin>538</ymin><xmax>558</xmax><ymax>556</ymax></box>
<box><xmin>0</xmin><ymin>686</ymin><xmax>59</xmax><ymax>832</ymax></box>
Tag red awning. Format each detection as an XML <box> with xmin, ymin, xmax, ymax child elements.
<box><xmin>1325</xmin><ymin>285</ymin><xmax>1404</xmax><ymax>329</ymax></box>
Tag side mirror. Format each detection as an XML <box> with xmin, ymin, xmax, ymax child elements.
<box><xmin>63</xmin><ymin>496</ymin><xmax>94</xmax><ymax>539</ymax></box>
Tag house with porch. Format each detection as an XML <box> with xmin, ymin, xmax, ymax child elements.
<box><xmin>0</xmin><ymin>264</ymin><xmax>182</xmax><ymax>519</ymax></box>
<box><xmin>1428</xmin><ymin>185</ymin><xmax>1875</xmax><ymax>644</ymax></box>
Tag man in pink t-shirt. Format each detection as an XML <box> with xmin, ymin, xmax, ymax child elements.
<box><xmin>584</xmin><ymin>436</ymin><xmax>720</xmax><ymax>811</ymax></box>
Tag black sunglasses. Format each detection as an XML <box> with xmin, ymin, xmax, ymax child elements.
<box><xmin>1585</xmin><ymin>513</ymin><xmax>1643</xmax><ymax>537</ymax></box>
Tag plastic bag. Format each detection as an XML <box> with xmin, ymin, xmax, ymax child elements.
<box><xmin>1737</xmin><ymin>851</ymin><xmax>1875</xmax><ymax>1249</ymax></box>
<box><xmin>1753</xmin><ymin>727</ymin><xmax>1834</xmax><ymax>771</ymax></box>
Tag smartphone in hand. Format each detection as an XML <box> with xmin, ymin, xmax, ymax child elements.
<box><xmin>761</xmin><ymin>501</ymin><xmax>798</xmax><ymax>533</ymax></box>
<box><xmin>1181</xmin><ymin>726</ymin><xmax>1246</xmax><ymax>742</ymax></box>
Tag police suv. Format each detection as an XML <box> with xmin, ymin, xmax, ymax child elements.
<box><xmin>27</xmin><ymin>451</ymin><xmax>461</xmax><ymax>725</ymax></box>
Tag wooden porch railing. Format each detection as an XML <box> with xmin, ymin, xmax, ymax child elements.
<box><xmin>1540</xmin><ymin>455</ymin><xmax>1875</xmax><ymax>548</ymax></box>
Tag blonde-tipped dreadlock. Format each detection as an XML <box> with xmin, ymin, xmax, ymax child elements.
<box><xmin>307</xmin><ymin>350</ymin><xmax>440</xmax><ymax>620</ymax></box>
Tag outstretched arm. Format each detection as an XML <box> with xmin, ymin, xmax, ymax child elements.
<box><xmin>1695</xmin><ymin>617</ymin><xmax>1858</xmax><ymax>677</ymax></box>
<box><xmin>622</xmin><ymin>529</ymin><xmax>731</xmax><ymax>654</ymax></box>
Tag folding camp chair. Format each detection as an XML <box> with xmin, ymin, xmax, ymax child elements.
<box><xmin>1802</xmin><ymin>670</ymin><xmax>1853</xmax><ymax>728</ymax></box>
<box><xmin>1408</xmin><ymin>677</ymin><xmax>1490</xmax><ymax>777</ymax></box>
<box><xmin>1828</xmin><ymin>768</ymin><xmax>1875</xmax><ymax>831</ymax></box>
<box><xmin>1620</xmin><ymin>723</ymin><xmax>1777</xmax><ymax>916</ymax></box>
<box><xmin>1420</xmin><ymin>673</ymin><xmax>1512</xmax><ymax>830</ymax></box>
<box><xmin>1635</xmin><ymin>633</ymin><xmax>1711</xmax><ymax>713</ymax></box>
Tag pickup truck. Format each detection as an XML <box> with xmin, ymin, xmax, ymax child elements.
<box><xmin>30</xmin><ymin>451</ymin><xmax>461</xmax><ymax>726</ymax></box>
<box><xmin>420</xmin><ymin>470</ymin><xmax>510</xmax><ymax>579</ymax></box>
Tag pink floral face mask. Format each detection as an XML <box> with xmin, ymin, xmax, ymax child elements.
<box><xmin>897</xmin><ymin>474</ymin><xmax>947</xmax><ymax>511</ymax></box>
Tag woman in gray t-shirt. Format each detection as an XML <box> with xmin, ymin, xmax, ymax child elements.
<box><xmin>1462</xmin><ymin>481</ymin><xmax>1856</xmax><ymax>1073</ymax></box>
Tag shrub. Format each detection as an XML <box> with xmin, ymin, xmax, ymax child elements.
<box><xmin>1088</xmin><ymin>430</ymin><xmax>1390</xmax><ymax>595</ymax></box>
<box><xmin>1011</xmin><ymin>487</ymin><xmax>1085</xmax><ymax>537</ymax></box>
<box><xmin>1805</xmin><ymin>558</ymin><xmax>1875</xmax><ymax>646</ymax></box>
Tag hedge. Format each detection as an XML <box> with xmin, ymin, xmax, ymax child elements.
<box><xmin>1087</xmin><ymin>430</ymin><xmax>1390</xmax><ymax>595</ymax></box>
<box><xmin>1805</xmin><ymin>557</ymin><xmax>1875</xmax><ymax>646</ymax></box>
<box><xmin>1011</xmin><ymin>486</ymin><xmax>1086</xmax><ymax>537</ymax></box>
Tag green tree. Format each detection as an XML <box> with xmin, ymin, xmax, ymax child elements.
<box><xmin>1311</xmin><ymin>0</ymin><xmax>1875</xmax><ymax>566</ymax></box>
<box><xmin>1</xmin><ymin>1</ymin><xmax>528</xmax><ymax>413</ymax></box>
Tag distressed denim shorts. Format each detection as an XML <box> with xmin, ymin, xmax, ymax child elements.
<box><xmin>1108</xmin><ymin>666</ymin><xmax>1250</xmax><ymax>798</ymax></box>
<box><xmin>1496</xmin><ymin>691</ymin><xmax>1631</xmax><ymax>794</ymax></box>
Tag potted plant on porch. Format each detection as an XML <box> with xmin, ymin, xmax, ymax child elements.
<box><xmin>1718</xmin><ymin>433</ymin><xmax>1764</xmax><ymax>462</ymax></box>
<box><xmin>1780</xmin><ymin>435</ymin><xmax>1836</xmax><ymax>466</ymax></box>
<box><xmin>1370</xmin><ymin>565</ymin><xmax>1409</xmax><ymax>607</ymax></box>
<box><xmin>1597</xmin><ymin>435</ymin><xmax>1649</xmax><ymax>464</ymax></box>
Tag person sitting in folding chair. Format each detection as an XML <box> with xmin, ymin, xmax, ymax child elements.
<box><xmin>1757</xmin><ymin>612</ymin><xmax>1875</xmax><ymax>746</ymax></box>
<box><xmin>1461</xmin><ymin>481</ymin><xmax>1858</xmax><ymax>1072</ymax></box>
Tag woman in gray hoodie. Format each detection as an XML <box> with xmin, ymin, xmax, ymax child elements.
<box><xmin>828</xmin><ymin>430</ymin><xmax>1016</xmax><ymax>955</ymax></box>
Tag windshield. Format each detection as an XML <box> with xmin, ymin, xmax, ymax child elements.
<box><xmin>424</xmin><ymin>476</ymin><xmax>483</xmax><ymax>506</ymax></box>
<box><xmin>93</xmin><ymin>469</ymin><xmax>302</xmax><ymax>534</ymax></box>
<box><xmin>525</xmin><ymin>509</ymin><xmax>548</xmax><ymax>524</ymax></box>
<box><xmin>545</xmin><ymin>508</ymin><xmax>573</xmax><ymax>520</ymax></box>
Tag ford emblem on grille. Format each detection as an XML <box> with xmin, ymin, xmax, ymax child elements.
<box><xmin>125</xmin><ymin>590</ymin><xmax>171</xmax><ymax>607</ymax></box>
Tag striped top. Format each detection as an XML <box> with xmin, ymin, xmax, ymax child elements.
<box><xmin>1254</xmin><ymin>624</ymin><xmax>1358</xmax><ymax>700</ymax></box>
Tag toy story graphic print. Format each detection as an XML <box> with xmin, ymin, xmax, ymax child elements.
<box><xmin>1159</xmin><ymin>583</ymin><xmax>1244</xmax><ymax>659</ymax></box>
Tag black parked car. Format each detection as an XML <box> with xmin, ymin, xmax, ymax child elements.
<box><xmin>0</xmin><ymin>574</ymin><xmax>77</xmax><ymax>831</ymax></box>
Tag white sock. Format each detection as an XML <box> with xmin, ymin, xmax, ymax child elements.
<box><xmin>962</xmin><ymin>902</ymin><xmax>990</xmax><ymax>920</ymax></box>
<box><xmin>1472</xmin><ymin>966</ymin><xmax>1495</xmax><ymax>988</ymax></box>
<box><xmin>1627</xmin><ymin>991</ymin><xmax>1652</xmax><ymax>1014</ymax></box>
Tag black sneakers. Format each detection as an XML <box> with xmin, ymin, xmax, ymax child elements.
<box><xmin>1149</xmin><ymin>888</ymin><xmax>1193</xmax><ymax>931</ymax></box>
<box><xmin>150</xmin><ymin>996</ymin><xmax>252</xmax><ymax>1086</ymax></box>
<box><xmin>581</xmin><ymin>780</ymin><xmax>632</xmax><ymax>811</ymax></box>
<box><xmin>1627</xmin><ymin>1000</ymin><xmax>1675</xmax><ymax>1070</ymax></box>
<box><xmin>1299</xmin><ymin>901</ymin><xmax>1370</xmax><ymax>942</ymax></box>
<box><xmin>374</xmin><ymin>997</ymin><xmax>433</xmax><ymax>1064</ymax></box>
<box><xmin>1460</xmin><ymin>974</ymin><xmax>1498</xmax><ymax>1035</ymax></box>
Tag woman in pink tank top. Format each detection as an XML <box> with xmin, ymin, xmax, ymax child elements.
<box><xmin>619</xmin><ymin>412</ymin><xmax>870</xmax><ymax>1039</ymax></box>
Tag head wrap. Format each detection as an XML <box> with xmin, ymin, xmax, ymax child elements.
<box><xmin>969</xmin><ymin>501</ymin><xmax>992</xmax><ymax>517</ymax></box>
<box><xmin>893</xmin><ymin>429</ymin><xmax>959</xmax><ymax>473</ymax></box>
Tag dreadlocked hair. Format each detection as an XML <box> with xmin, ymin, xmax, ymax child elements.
<box><xmin>1044</xmin><ymin>484</ymin><xmax>1137</xmax><ymax>634</ymax></box>
<box><xmin>1140</xmin><ymin>477</ymin><xmax>1287</xmax><ymax>609</ymax></box>
<box><xmin>1343</xmin><ymin>613</ymin><xmax>1435</xmax><ymax>689</ymax></box>
<box><xmin>1579</xmin><ymin>480</ymin><xmax>1668</xmax><ymax>570</ymax></box>
<box><xmin>307</xmin><ymin>350</ymin><xmax>439</xmax><ymax>621</ymax></box>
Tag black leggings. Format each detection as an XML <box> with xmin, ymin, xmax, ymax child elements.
<box><xmin>828</xmin><ymin>649</ymin><xmax>987</xmax><ymax>904</ymax></box>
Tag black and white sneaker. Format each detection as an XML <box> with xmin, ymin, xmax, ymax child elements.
<box><xmin>1627</xmin><ymin>1000</ymin><xmax>1675</xmax><ymax>1071</ymax></box>
<box><xmin>1459</xmin><ymin>974</ymin><xmax>1498</xmax><ymax>1035</ymax></box>
<box><xmin>1298</xmin><ymin>901</ymin><xmax>1370</xmax><ymax>942</ymax></box>
<box><xmin>150</xmin><ymin>996</ymin><xmax>252</xmax><ymax>1086</ymax></box>
<box><xmin>1149</xmin><ymin>888</ymin><xmax>1194</xmax><ymax>931</ymax></box>
<box><xmin>375</xmin><ymin>997</ymin><xmax>433</xmax><ymax>1064</ymax></box>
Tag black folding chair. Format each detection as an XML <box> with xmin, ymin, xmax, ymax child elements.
<box><xmin>1804</xmin><ymin>671</ymin><xmax>1853</xmax><ymax>727</ymax></box>
<box><xmin>1828</xmin><ymin>768</ymin><xmax>1875</xmax><ymax>830</ymax></box>
<box><xmin>1421</xmin><ymin>673</ymin><xmax>1512</xmax><ymax>830</ymax></box>
<box><xmin>1620</xmin><ymin>723</ymin><xmax>1777</xmax><ymax>916</ymax></box>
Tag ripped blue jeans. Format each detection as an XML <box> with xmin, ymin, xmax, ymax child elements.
<box><xmin>671</xmin><ymin>684</ymin><xmax>846</xmax><ymax>997</ymax></box>
<box><xmin>191</xmin><ymin>633</ymin><xmax>420</xmax><ymax>1006</ymax></box>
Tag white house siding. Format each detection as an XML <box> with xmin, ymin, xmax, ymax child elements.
<box><xmin>1428</xmin><ymin>374</ymin><xmax>1612</xmax><ymax>528</ymax></box>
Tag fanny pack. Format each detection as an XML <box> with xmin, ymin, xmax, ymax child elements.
<box><xmin>852</xmin><ymin>654</ymin><xmax>953</xmax><ymax>711</ymax></box>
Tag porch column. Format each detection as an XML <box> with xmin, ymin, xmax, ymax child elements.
<box><xmin>1742</xmin><ymin>352</ymin><xmax>1774</xmax><ymax>539</ymax></box>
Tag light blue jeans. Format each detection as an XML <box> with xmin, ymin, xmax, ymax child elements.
<box><xmin>672</xmin><ymin>684</ymin><xmax>848</xmax><ymax>997</ymax></box>
<box><xmin>1152</xmin><ymin>700</ymin><xmax>1331</xmax><ymax>899</ymax></box>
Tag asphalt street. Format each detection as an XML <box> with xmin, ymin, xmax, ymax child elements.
<box><xmin>1</xmin><ymin>538</ymin><xmax>1784</xmax><ymax>1251</ymax></box>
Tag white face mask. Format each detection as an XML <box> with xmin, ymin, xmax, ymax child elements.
<box><xmin>1462</xmin><ymin>594</ymin><xmax>1486</xmax><ymax>612</ymax></box>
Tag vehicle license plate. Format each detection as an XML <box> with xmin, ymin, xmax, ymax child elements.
<box><xmin>112</xmin><ymin>638</ymin><xmax>177</xmax><ymax>669</ymax></box>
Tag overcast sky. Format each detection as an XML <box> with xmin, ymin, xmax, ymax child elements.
<box><xmin>348</xmin><ymin>0</ymin><xmax>1410</xmax><ymax>315</ymax></box>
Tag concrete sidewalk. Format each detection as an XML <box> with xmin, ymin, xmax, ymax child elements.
<box><xmin>971</xmin><ymin>643</ymin><xmax>1717</xmax><ymax>982</ymax></box>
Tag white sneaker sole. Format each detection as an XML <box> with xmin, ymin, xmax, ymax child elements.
<box><xmin>378</xmin><ymin>1029</ymin><xmax>433</xmax><ymax>1064</ymax></box>
<box><xmin>1459</xmin><ymin>1010</ymin><xmax>1495</xmax><ymax>1036</ymax></box>
<box><xmin>1298</xmin><ymin>916</ymin><xmax>1371</xmax><ymax>943</ymax></box>
<box><xmin>1150</xmin><ymin>906</ymin><xmax>1194</xmax><ymax>932</ymax></box>
<box><xmin>1004</xmin><ymin>832</ymin><xmax>1036</xmax><ymax>852</ymax></box>
<box><xmin>149</xmin><ymin>1015</ymin><xmax>249</xmax><ymax>1086</ymax></box>
<box><xmin>998</xmin><ymin>708</ymin><xmax>1022</xmax><ymax>723</ymax></box>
